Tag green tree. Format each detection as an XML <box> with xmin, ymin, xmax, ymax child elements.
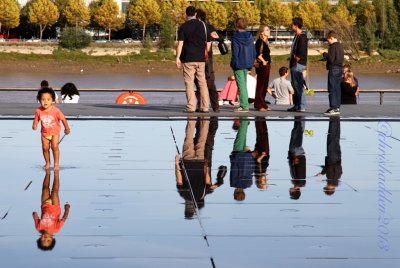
<box><xmin>223</xmin><ymin>0</ymin><xmax>235</xmax><ymax>30</ymax></box>
<box><xmin>54</xmin><ymin>0</ymin><xmax>69</xmax><ymax>28</ymax></box>
<box><xmin>326</xmin><ymin>4</ymin><xmax>359</xmax><ymax>59</ymax></box>
<box><xmin>64</xmin><ymin>0</ymin><xmax>90</xmax><ymax>28</ymax></box>
<box><xmin>127</xmin><ymin>0</ymin><xmax>161</xmax><ymax>41</ymax></box>
<box><xmin>158</xmin><ymin>13</ymin><xmax>175</xmax><ymax>49</ymax></box>
<box><xmin>317</xmin><ymin>0</ymin><xmax>331</xmax><ymax>19</ymax></box>
<box><xmin>382</xmin><ymin>0</ymin><xmax>400</xmax><ymax>49</ymax></box>
<box><xmin>231</xmin><ymin>0</ymin><xmax>260</xmax><ymax>27</ymax></box>
<box><xmin>296</xmin><ymin>0</ymin><xmax>323</xmax><ymax>31</ymax></box>
<box><xmin>373</xmin><ymin>0</ymin><xmax>400</xmax><ymax>49</ymax></box>
<box><xmin>0</xmin><ymin>0</ymin><xmax>20</xmax><ymax>35</ymax></box>
<box><xmin>88</xmin><ymin>0</ymin><xmax>101</xmax><ymax>30</ymax></box>
<box><xmin>338</xmin><ymin>0</ymin><xmax>355</xmax><ymax>14</ymax></box>
<box><xmin>200</xmin><ymin>0</ymin><xmax>228</xmax><ymax>30</ymax></box>
<box><xmin>261</xmin><ymin>0</ymin><xmax>291</xmax><ymax>41</ymax></box>
<box><xmin>288</xmin><ymin>0</ymin><xmax>298</xmax><ymax>18</ymax></box>
<box><xmin>94</xmin><ymin>0</ymin><xmax>125</xmax><ymax>41</ymax></box>
<box><xmin>28</xmin><ymin>0</ymin><xmax>59</xmax><ymax>40</ymax></box>
<box><xmin>163</xmin><ymin>0</ymin><xmax>188</xmax><ymax>40</ymax></box>
<box><xmin>59</xmin><ymin>26</ymin><xmax>91</xmax><ymax>49</ymax></box>
<box><xmin>356</xmin><ymin>0</ymin><xmax>377</xmax><ymax>54</ymax></box>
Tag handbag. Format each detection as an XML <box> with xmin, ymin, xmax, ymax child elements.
<box><xmin>218</xmin><ymin>40</ymin><xmax>229</xmax><ymax>55</ymax></box>
<box><xmin>253</xmin><ymin>40</ymin><xmax>264</xmax><ymax>68</ymax></box>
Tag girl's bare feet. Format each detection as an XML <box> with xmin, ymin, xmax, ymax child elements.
<box><xmin>54</xmin><ymin>164</ymin><xmax>60</xmax><ymax>171</ymax></box>
<box><xmin>44</xmin><ymin>163</ymin><xmax>50</xmax><ymax>170</ymax></box>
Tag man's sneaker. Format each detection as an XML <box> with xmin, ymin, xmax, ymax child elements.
<box><xmin>296</xmin><ymin>108</ymin><xmax>306</xmax><ymax>112</ymax></box>
<box><xmin>287</xmin><ymin>106</ymin><xmax>297</xmax><ymax>112</ymax></box>
<box><xmin>234</xmin><ymin>107</ymin><xmax>249</xmax><ymax>113</ymax></box>
<box><xmin>324</xmin><ymin>108</ymin><xmax>340</xmax><ymax>116</ymax></box>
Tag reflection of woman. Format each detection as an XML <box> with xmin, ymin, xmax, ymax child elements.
<box><xmin>254</xmin><ymin>26</ymin><xmax>272</xmax><ymax>111</ymax></box>
<box><xmin>252</xmin><ymin>117</ymin><xmax>270</xmax><ymax>190</ymax></box>
<box><xmin>32</xmin><ymin>171</ymin><xmax>70</xmax><ymax>250</ymax></box>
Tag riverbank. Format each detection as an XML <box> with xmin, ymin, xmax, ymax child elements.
<box><xmin>0</xmin><ymin>46</ymin><xmax>399</xmax><ymax>75</ymax></box>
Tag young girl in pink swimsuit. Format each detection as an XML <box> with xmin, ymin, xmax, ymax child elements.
<box><xmin>32</xmin><ymin>87</ymin><xmax>70</xmax><ymax>170</ymax></box>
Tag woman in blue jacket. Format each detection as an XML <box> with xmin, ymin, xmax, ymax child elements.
<box><xmin>230</xmin><ymin>18</ymin><xmax>257</xmax><ymax>112</ymax></box>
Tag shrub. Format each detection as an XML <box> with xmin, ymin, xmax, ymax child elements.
<box><xmin>59</xmin><ymin>27</ymin><xmax>92</xmax><ymax>49</ymax></box>
<box><xmin>378</xmin><ymin>49</ymin><xmax>400</xmax><ymax>60</ymax></box>
<box><xmin>143</xmin><ymin>33</ymin><xmax>153</xmax><ymax>49</ymax></box>
<box><xmin>158</xmin><ymin>14</ymin><xmax>175</xmax><ymax>50</ymax></box>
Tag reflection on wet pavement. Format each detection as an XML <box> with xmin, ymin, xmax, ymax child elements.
<box><xmin>0</xmin><ymin>119</ymin><xmax>399</xmax><ymax>268</ymax></box>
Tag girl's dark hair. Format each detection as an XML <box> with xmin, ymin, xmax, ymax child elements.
<box><xmin>36</xmin><ymin>237</ymin><xmax>56</xmax><ymax>251</ymax></box>
<box><xmin>196</xmin><ymin>9</ymin><xmax>206</xmax><ymax>22</ymax></box>
<box><xmin>61</xmin><ymin>83</ymin><xmax>80</xmax><ymax>101</ymax></box>
<box><xmin>37</xmin><ymin>87</ymin><xmax>56</xmax><ymax>101</ymax></box>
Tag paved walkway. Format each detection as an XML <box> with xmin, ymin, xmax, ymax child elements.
<box><xmin>1</xmin><ymin>103</ymin><xmax>399</xmax><ymax>120</ymax></box>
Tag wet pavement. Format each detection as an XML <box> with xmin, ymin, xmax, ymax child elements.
<box><xmin>0</xmin><ymin>118</ymin><xmax>399</xmax><ymax>268</ymax></box>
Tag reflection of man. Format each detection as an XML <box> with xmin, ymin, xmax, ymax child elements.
<box><xmin>288</xmin><ymin>17</ymin><xmax>308</xmax><ymax>112</ymax></box>
<box><xmin>288</xmin><ymin>116</ymin><xmax>306</xmax><ymax>199</ymax></box>
<box><xmin>230</xmin><ymin>118</ymin><xmax>253</xmax><ymax>201</ymax></box>
<box><xmin>252</xmin><ymin>117</ymin><xmax>270</xmax><ymax>190</ymax></box>
<box><xmin>176</xmin><ymin>6</ymin><xmax>211</xmax><ymax>113</ymax></box>
<box><xmin>33</xmin><ymin>170</ymin><xmax>70</xmax><ymax>251</ymax></box>
<box><xmin>175</xmin><ymin>118</ymin><xmax>225</xmax><ymax>219</ymax></box>
<box><xmin>316</xmin><ymin>118</ymin><xmax>342</xmax><ymax>195</ymax></box>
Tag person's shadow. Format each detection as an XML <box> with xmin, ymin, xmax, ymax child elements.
<box><xmin>32</xmin><ymin>170</ymin><xmax>70</xmax><ymax>250</ymax></box>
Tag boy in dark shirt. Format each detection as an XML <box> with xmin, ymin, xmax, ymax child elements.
<box><xmin>322</xmin><ymin>31</ymin><xmax>344</xmax><ymax>116</ymax></box>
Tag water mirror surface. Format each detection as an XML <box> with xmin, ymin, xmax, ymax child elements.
<box><xmin>0</xmin><ymin>119</ymin><xmax>399</xmax><ymax>268</ymax></box>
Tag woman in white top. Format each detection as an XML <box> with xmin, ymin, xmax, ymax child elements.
<box><xmin>61</xmin><ymin>83</ymin><xmax>80</xmax><ymax>103</ymax></box>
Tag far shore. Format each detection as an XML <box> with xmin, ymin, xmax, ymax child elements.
<box><xmin>0</xmin><ymin>43</ymin><xmax>399</xmax><ymax>76</ymax></box>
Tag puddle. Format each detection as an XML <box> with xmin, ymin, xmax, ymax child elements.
<box><xmin>0</xmin><ymin>118</ymin><xmax>399</xmax><ymax>267</ymax></box>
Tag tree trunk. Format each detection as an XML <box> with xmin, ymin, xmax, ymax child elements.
<box><xmin>142</xmin><ymin>23</ymin><xmax>146</xmax><ymax>41</ymax></box>
<box><xmin>0</xmin><ymin>22</ymin><xmax>2</xmax><ymax>34</ymax></box>
<box><xmin>39</xmin><ymin>24</ymin><xmax>44</xmax><ymax>40</ymax></box>
<box><xmin>275</xmin><ymin>27</ymin><xmax>278</xmax><ymax>42</ymax></box>
<box><xmin>175</xmin><ymin>24</ymin><xmax>178</xmax><ymax>41</ymax></box>
<box><xmin>108</xmin><ymin>28</ymin><xmax>111</xmax><ymax>41</ymax></box>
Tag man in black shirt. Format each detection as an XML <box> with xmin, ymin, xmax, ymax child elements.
<box><xmin>176</xmin><ymin>6</ymin><xmax>211</xmax><ymax>113</ymax></box>
<box><xmin>288</xmin><ymin>17</ymin><xmax>308</xmax><ymax>112</ymax></box>
<box><xmin>322</xmin><ymin>31</ymin><xmax>344</xmax><ymax>116</ymax></box>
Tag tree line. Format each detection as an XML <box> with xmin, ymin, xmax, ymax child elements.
<box><xmin>0</xmin><ymin>0</ymin><xmax>399</xmax><ymax>54</ymax></box>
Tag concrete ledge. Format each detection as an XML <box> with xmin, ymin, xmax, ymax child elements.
<box><xmin>1</xmin><ymin>103</ymin><xmax>400</xmax><ymax>120</ymax></box>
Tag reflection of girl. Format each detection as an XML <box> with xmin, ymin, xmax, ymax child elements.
<box><xmin>32</xmin><ymin>171</ymin><xmax>70</xmax><ymax>251</ymax></box>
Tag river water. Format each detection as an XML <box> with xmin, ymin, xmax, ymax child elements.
<box><xmin>1</xmin><ymin>71</ymin><xmax>400</xmax><ymax>104</ymax></box>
